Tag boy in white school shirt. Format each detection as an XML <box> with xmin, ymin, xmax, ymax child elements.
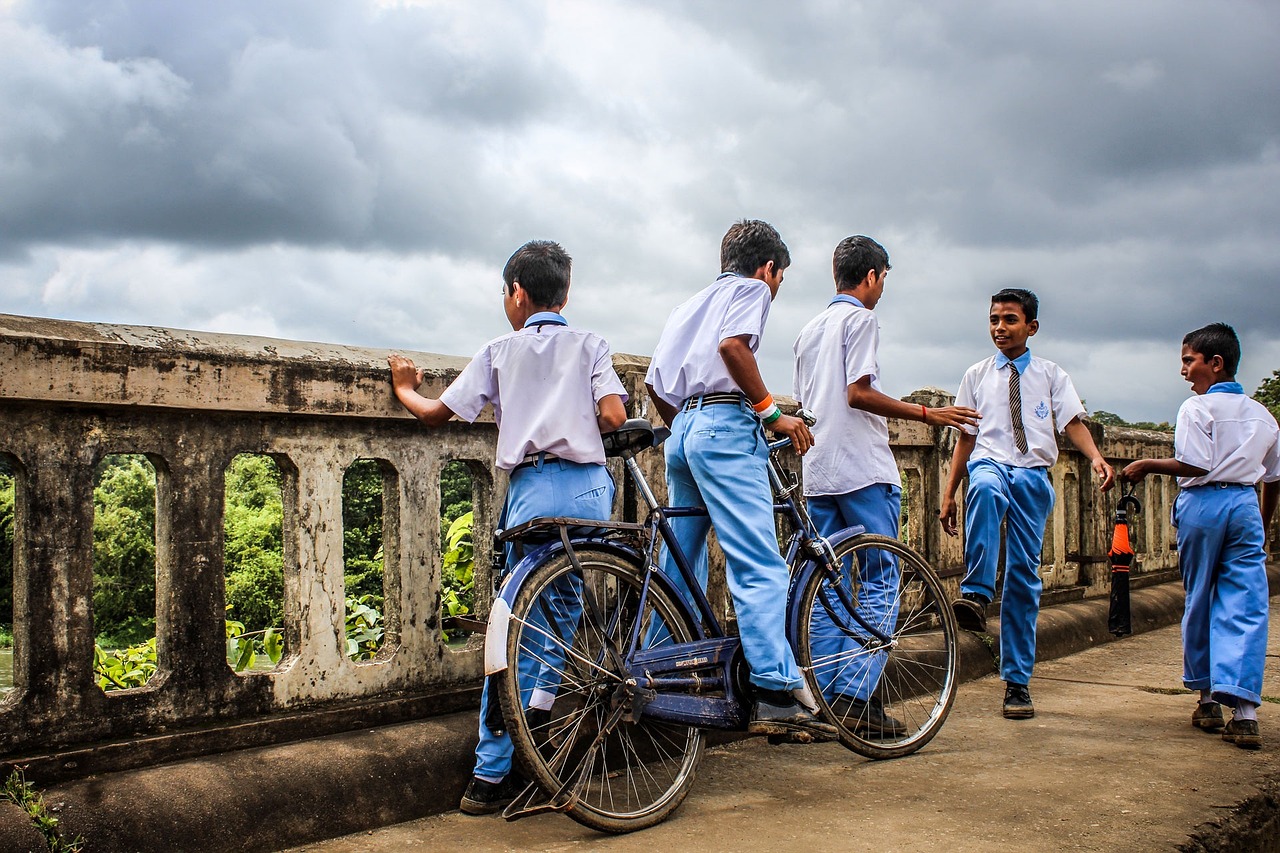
<box><xmin>1122</xmin><ymin>322</ymin><xmax>1280</xmax><ymax>749</ymax></box>
<box><xmin>793</xmin><ymin>235</ymin><xmax>978</xmax><ymax>735</ymax></box>
<box><xmin>389</xmin><ymin>240</ymin><xmax>628</xmax><ymax>813</ymax></box>
<box><xmin>939</xmin><ymin>288</ymin><xmax>1114</xmax><ymax>719</ymax></box>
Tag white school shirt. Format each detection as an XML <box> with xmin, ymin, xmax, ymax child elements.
<box><xmin>645</xmin><ymin>273</ymin><xmax>772</xmax><ymax>409</ymax></box>
<box><xmin>1174</xmin><ymin>384</ymin><xmax>1280</xmax><ymax>488</ymax></box>
<box><xmin>439</xmin><ymin>313</ymin><xmax>628</xmax><ymax>471</ymax></box>
<box><xmin>955</xmin><ymin>350</ymin><xmax>1085</xmax><ymax>468</ymax></box>
<box><xmin>792</xmin><ymin>295</ymin><xmax>901</xmax><ymax>496</ymax></box>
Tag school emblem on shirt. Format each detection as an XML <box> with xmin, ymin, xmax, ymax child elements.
<box><xmin>1034</xmin><ymin>401</ymin><xmax>1050</xmax><ymax>420</ymax></box>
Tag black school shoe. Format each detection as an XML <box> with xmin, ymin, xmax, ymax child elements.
<box><xmin>1222</xmin><ymin>718</ymin><xmax>1262</xmax><ymax>750</ymax></box>
<box><xmin>1191</xmin><ymin>702</ymin><xmax>1225</xmax><ymax>732</ymax></box>
<box><xmin>952</xmin><ymin>593</ymin><xmax>989</xmax><ymax>632</ymax></box>
<box><xmin>749</xmin><ymin>689</ymin><xmax>839</xmax><ymax>741</ymax></box>
<box><xmin>1002</xmin><ymin>683</ymin><xmax>1034</xmax><ymax>719</ymax></box>
<box><xmin>459</xmin><ymin>773</ymin><xmax>525</xmax><ymax>815</ymax></box>
<box><xmin>830</xmin><ymin>694</ymin><xmax>907</xmax><ymax>737</ymax></box>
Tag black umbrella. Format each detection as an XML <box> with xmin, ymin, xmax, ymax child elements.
<box><xmin>1107</xmin><ymin>483</ymin><xmax>1142</xmax><ymax>637</ymax></box>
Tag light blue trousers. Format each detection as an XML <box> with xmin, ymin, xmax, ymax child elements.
<box><xmin>961</xmin><ymin>459</ymin><xmax>1054</xmax><ymax>686</ymax></box>
<box><xmin>807</xmin><ymin>483</ymin><xmax>902</xmax><ymax>700</ymax></box>
<box><xmin>474</xmin><ymin>459</ymin><xmax>614</xmax><ymax>782</ymax></box>
<box><xmin>1175</xmin><ymin>485</ymin><xmax>1269</xmax><ymax>707</ymax></box>
<box><xmin>660</xmin><ymin>400</ymin><xmax>804</xmax><ymax>692</ymax></box>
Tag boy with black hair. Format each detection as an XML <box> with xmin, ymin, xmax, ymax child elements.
<box><xmin>645</xmin><ymin>219</ymin><xmax>836</xmax><ymax>741</ymax></box>
<box><xmin>939</xmin><ymin>288</ymin><xmax>1114</xmax><ymax>719</ymax></box>
<box><xmin>1122</xmin><ymin>322</ymin><xmax>1280</xmax><ymax>749</ymax></box>
<box><xmin>793</xmin><ymin>235</ymin><xmax>979</xmax><ymax>733</ymax></box>
<box><xmin>389</xmin><ymin>239</ymin><xmax>628</xmax><ymax>813</ymax></box>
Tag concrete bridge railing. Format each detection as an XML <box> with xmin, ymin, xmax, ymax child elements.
<box><xmin>0</xmin><ymin>313</ymin><xmax>1254</xmax><ymax>779</ymax></box>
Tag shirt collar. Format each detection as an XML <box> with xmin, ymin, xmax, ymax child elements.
<box><xmin>830</xmin><ymin>293</ymin><xmax>865</xmax><ymax>309</ymax></box>
<box><xmin>995</xmin><ymin>349</ymin><xmax>1032</xmax><ymax>374</ymax></box>
<box><xmin>1206</xmin><ymin>381</ymin><xmax>1245</xmax><ymax>395</ymax></box>
<box><xmin>524</xmin><ymin>311</ymin><xmax>568</xmax><ymax>329</ymax></box>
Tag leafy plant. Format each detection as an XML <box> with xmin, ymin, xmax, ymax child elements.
<box><xmin>441</xmin><ymin>511</ymin><xmax>476</xmax><ymax>640</ymax></box>
<box><xmin>2</xmin><ymin>767</ymin><xmax>83</xmax><ymax>852</ymax></box>
<box><xmin>345</xmin><ymin>594</ymin><xmax>384</xmax><ymax>660</ymax></box>
<box><xmin>1256</xmin><ymin>369</ymin><xmax>1280</xmax><ymax>421</ymax></box>
<box><xmin>93</xmin><ymin>637</ymin><xmax>157</xmax><ymax>691</ymax></box>
<box><xmin>225</xmin><ymin>617</ymin><xmax>284</xmax><ymax>672</ymax></box>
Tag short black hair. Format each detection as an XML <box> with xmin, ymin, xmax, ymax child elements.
<box><xmin>720</xmin><ymin>220</ymin><xmax>790</xmax><ymax>277</ymax></box>
<box><xmin>1183</xmin><ymin>322</ymin><xmax>1241</xmax><ymax>377</ymax></box>
<box><xmin>990</xmin><ymin>288</ymin><xmax>1039</xmax><ymax>322</ymax></box>
<box><xmin>833</xmin><ymin>235</ymin><xmax>890</xmax><ymax>291</ymax></box>
<box><xmin>503</xmin><ymin>240</ymin><xmax>572</xmax><ymax>307</ymax></box>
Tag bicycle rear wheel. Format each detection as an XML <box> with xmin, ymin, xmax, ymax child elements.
<box><xmin>796</xmin><ymin>533</ymin><xmax>958</xmax><ymax>759</ymax></box>
<box><xmin>500</xmin><ymin>547</ymin><xmax>705</xmax><ymax>833</ymax></box>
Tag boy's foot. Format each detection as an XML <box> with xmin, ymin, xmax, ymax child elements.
<box><xmin>749</xmin><ymin>689</ymin><xmax>839</xmax><ymax>741</ymax></box>
<box><xmin>459</xmin><ymin>773</ymin><xmax>525</xmax><ymax>815</ymax></box>
<box><xmin>830</xmin><ymin>694</ymin><xmax>907</xmax><ymax>737</ymax></box>
<box><xmin>1002</xmin><ymin>683</ymin><xmax>1034</xmax><ymax>719</ymax></box>
<box><xmin>1222</xmin><ymin>718</ymin><xmax>1262</xmax><ymax>750</ymax></box>
<box><xmin>1191</xmin><ymin>702</ymin><xmax>1225</xmax><ymax>732</ymax></box>
<box><xmin>952</xmin><ymin>593</ymin><xmax>989</xmax><ymax>632</ymax></box>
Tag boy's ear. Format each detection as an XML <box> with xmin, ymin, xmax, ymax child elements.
<box><xmin>1027</xmin><ymin>318</ymin><xmax>1040</xmax><ymax>336</ymax></box>
<box><xmin>1210</xmin><ymin>354</ymin><xmax>1225</xmax><ymax>373</ymax></box>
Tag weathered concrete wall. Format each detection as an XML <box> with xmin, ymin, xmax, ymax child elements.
<box><xmin>0</xmin><ymin>312</ymin><xmax>1264</xmax><ymax>781</ymax></box>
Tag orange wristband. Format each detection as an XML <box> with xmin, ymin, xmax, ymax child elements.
<box><xmin>752</xmin><ymin>394</ymin><xmax>775</xmax><ymax>414</ymax></box>
<box><xmin>921</xmin><ymin>404</ymin><xmax>928</xmax><ymax>422</ymax></box>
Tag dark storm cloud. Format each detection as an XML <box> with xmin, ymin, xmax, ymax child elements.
<box><xmin>0</xmin><ymin>0</ymin><xmax>1277</xmax><ymax>422</ymax></box>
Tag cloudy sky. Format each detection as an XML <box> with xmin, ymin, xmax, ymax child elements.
<box><xmin>3</xmin><ymin>0</ymin><xmax>1278</xmax><ymax>422</ymax></box>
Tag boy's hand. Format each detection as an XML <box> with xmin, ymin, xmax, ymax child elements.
<box><xmin>769</xmin><ymin>414</ymin><xmax>814</xmax><ymax>456</ymax></box>
<box><xmin>1120</xmin><ymin>459</ymin><xmax>1150</xmax><ymax>483</ymax></box>
<box><xmin>925</xmin><ymin>405</ymin><xmax>981</xmax><ymax>430</ymax></box>
<box><xmin>939</xmin><ymin>497</ymin><xmax>959</xmax><ymax>537</ymax></box>
<box><xmin>388</xmin><ymin>354</ymin><xmax>424</xmax><ymax>390</ymax></box>
<box><xmin>1093</xmin><ymin>457</ymin><xmax>1116</xmax><ymax>492</ymax></box>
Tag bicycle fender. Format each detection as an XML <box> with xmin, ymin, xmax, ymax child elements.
<box><xmin>784</xmin><ymin>525</ymin><xmax>865</xmax><ymax>643</ymax></box>
<box><xmin>482</xmin><ymin>536</ymin><xmax>647</xmax><ymax>675</ymax></box>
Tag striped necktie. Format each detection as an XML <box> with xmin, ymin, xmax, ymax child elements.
<box><xmin>1008</xmin><ymin>363</ymin><xmax>1028</xmax><ymax>453</ymax></box>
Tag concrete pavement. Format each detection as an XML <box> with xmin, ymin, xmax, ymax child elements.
<box><xmin>284</xmin><ymin>597</ymin><xmax>1280</xmax><ymax>853</ymax></box>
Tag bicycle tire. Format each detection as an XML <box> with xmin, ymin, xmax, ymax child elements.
<box><xmin>796</xmin><ymin>533</ymin><xmax>958</xmax><ymax>759</ymax></box>
<box><xmin>499</xmin><ymin>547</ymin><xmax>705</xmax><ymax>833</ymax></box>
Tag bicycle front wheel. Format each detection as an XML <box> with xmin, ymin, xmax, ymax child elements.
<box><xmin>796</xmin><ymin>533</ymin><xmax>958</xmax><ymax>759</ymax></box>
<box><xmin>500</xmin><ymin>547</ymin><xmax>705</xmax><ymax>833</ymax></box>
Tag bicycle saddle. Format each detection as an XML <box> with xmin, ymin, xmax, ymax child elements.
<box><xmin>602</xmin><ymin>418</ymin><xmax>668</xmax><ymax>457</ymax></box>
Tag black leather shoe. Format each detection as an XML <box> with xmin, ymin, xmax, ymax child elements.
<box><xmin>748</xmin><ymin>689</ymin><xmax>839</xmax><ymax>741</ymax></box>
<box><xmin>830</xmin><ymin>694</ymin><xmax>907</xmax><ymax>737</ymax></box>
<box><xmin>1191</xmin><ymin>702</ymin><xmax>1225</xmax><ymax>732</ymax></box>
<box><xmin>952</xmin><ymin>593</ymin><xmax>989</xmax><ymax>632</ymax></box>
<box><xmin>1222</xmin><ymin>718</ymin><xmax>1262</xmax><ymax>749</ymax></box>
<box><xmin>459</xmin><ymin>773</ymin><xmax>524</xmax><ymax>815</ymax></box>
<box><xmin>1002</xmin><ymin>683</ymin><xmax>1034</xmax><ymax>719</ymax></box>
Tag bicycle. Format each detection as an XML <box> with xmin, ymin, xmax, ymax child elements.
<box><xmin>483</xmin><ymin>414</ymin><xmax>959</xmax><ymax>833</ymax></box>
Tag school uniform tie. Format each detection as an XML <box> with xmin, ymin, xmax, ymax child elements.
<box><xmin>1007</xmin><ymin>363</ymin><xmax>1028</xmax><ymax>453</ymax></box>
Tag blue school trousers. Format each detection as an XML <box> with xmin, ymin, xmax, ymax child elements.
<box><xmin>1175</xmin><ymin>484</ymin><xmax>1269</xmax><ymax>707</ymax></box>
<box><xmin>961</xmin><ymin>458</ymin><xmax>1054</xmax><ymax>686</ymax></box>
<box><xmin>807</xmin><ymin>483</ymin><xmax>902</xmax><ymax>700</ymax></box>
<box><xmin>474</xmin><ymin>458</ymin><xmax>614</xmax><ymax>782</ymax></box>
<box><xmin>660</xmin><ymin>398</ymin><xmax>804</xmax><ymax>692</ymax></box>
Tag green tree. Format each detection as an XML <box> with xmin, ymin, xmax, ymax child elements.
<box><xmin>0</xmin><ymin>459</ymin><xmax>14</xmax><ymax>639</ymax></box>
<box><xmin>92</xmin><ymin>456</ymin><xmax>157</xmax><ymax>647</ymax></box>
<box><xmin>343</xmin><ymin>459</ymin><xmax>385</xmax><ymax>602</ymax></box>
<box><xmin>223</xmin><ymin>455</ymin><xmax>285</xmax><ymax>632</ymax></box>
<box><xmin>1255</xmin><ymin>369</ymin><xmax>1280</xmax><ymax>421</ymax></box>
<box><xmin>1089</xmin><ymin>410</ymin><xmax>1172</xmax><ymax>433</ymax></box>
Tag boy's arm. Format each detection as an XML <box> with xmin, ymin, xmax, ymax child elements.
<box><xmin>1063</xmin><ymin>417</ymin><xmax>1116</xmax><ymax>492</ymax></box>
<box><xmin>388</xmin><ymin>354</ymin><xmax>455</xmax><ymax>427</ymax></box>
<box><xmin>846</xmin><ymin>377</ymin><xmax>981</xmax><ymax>429</ymax></box>
<box><xmin>719</xmin><ymin>335</ymin><xmax>813</xmax><ymax>455</ymax></box>
<box><xmin>645</xmin><ymin>383</ymin><xmax>679</xmax><ymax>428</ymax></box>
<box><xmin>597</xmin><ymin>394</ymin><xmax>627</xmax><ymax>433</ymax></box>
<box><xmin>938</xmin><ymin>431</ymin><xmax>976</xmax><ymax>537</ymax></box>
<box><xmin>1119</xmin><ymin>457</ymin><xmax>1208</xmax><ymax>482</ymax></box>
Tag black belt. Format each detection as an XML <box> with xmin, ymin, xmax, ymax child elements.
<box><xmin>513</xmin><ymin>452</ymin><xmax>561</xmax><ymax>472</ymax></box>
<box><xmin>682</xmin><ymin>393</ymin><xmax>745</xmax><ymax>411</ymax></box>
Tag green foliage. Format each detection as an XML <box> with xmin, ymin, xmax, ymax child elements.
<box><xmin>1090</xmin><ymin>410</ymin><xmax>1173</xmax><ymax>433</ymax></box>
<box><xmin>343</xmin><ymin>460</ymin><xmax>386</xmax><ymax>602</ymax></box>
<box><xmin>92</xmin><ymin>456</ymin><xmax>158</xmax><ymax>646</ymax></box>
<box><xmin>93</xmin><ymin>637</ymin><xmax>157</xmax><ymax>691</ymax></box>
<box><xmin>345</xmin><ymin>593</ymin><xmax>384</xmax><ymax>660</ymax></box>
<box><xmin>2</xmin><ymin>768</ymin><xmax>84</xmax><ymax>852</ymax></box>
<box><xmin>1255</xmin><ymin>369</ymin><xmax>1280</xmax><ymax>421</ymax></box>
<box><xmin>440</xmin><ymin>460</ymin><xmax>474</xmax><ymax>526</ymax></box>
<box><xmin>224</xmin><ymin>455</ymin><xmax>285</xmax><ymax>633</ymax></box>
<box><xmin>441</xmin><ymin>511</ymin><xmax>475</xmax><ymax>639</ymax></box>
<box><xmin>225</xmin><ymin>617</ymin><xmax>283</xmax><ymax>672</ymax></box>
<box><xmin>0</xmin><ymin>460</ymin><xmax>13</xmax><ymax>635</ymax></box>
